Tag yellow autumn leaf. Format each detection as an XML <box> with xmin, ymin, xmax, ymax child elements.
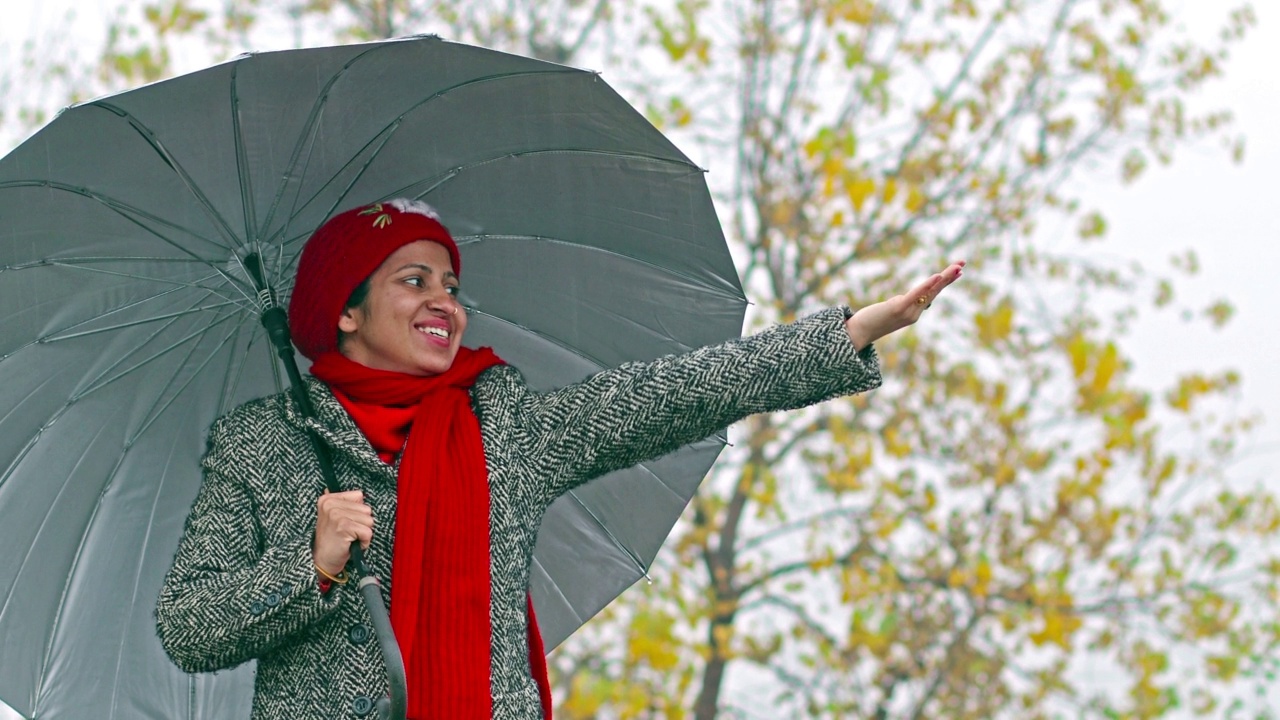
<box><xmin>905</xmin><ymin>183</ymin><xmax>926</xmax><ymax>213</ymax></box>
<box><xmin>846</xmin><ymin>175</ymin><xmax>876</xmax><ymax>213</ymax></box>
<box><xmin>973</xmin><ymin>557</ymin><xmax>993</xmax><ymax>598</ymax></box>
<box><xmin>1207</xmin><ymin>654</ymin><xmax>1240</xmax><ymax>681</ymax></box>
<box><xmin>1091</xmin><ymin>342</ymin><xmax>1119</xmax><ymax>395</ymax></box>
<box><xmin>830</xmin><ymin>0</ymin><xmax>874</xmax><ymax>26</ymax></box>
<box><xmin>562</xmin><ymin>674</ymin><xmax>606</xmax><ymax>718</ymax></box>
<box><xmin>881</xmin><ymin>177</ymin><xmax>899</xmax><ymax>205</ymax></box>
<box><xmin>922</xmin><ymin>485</ymin><xmax>937</xmax><ymax>511</ymax></box>
<box><xmin>882</xmin><ymin>425</ymin><xmax>911</xmax><ymax>458</ymax></box>
<box><xmin>975</xmin><ymin>297</ymin><xmax>1014</xmax><ymax>345</ymax></box>
<box><xmin>711</xmin><ymin>624</ymin><xmax>735</xmax><ymax>658</ymax></box>
<box><xmin>770</xmin><ymin>199</ymin><xmax>796</xmax><ymax>227</ymax></box>
<box><xmin>1028</xmin><ymin>609</ymin><xmax>1082</xmax><ymax>649</ymax></box>
<box><xmin>1068</xmin><ymin>334</ymin><xmax>1089</xmax><ymax>379</ymax></box>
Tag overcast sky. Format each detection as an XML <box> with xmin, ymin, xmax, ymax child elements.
<box><xmin>1095</xmin><ymin>1</ymin><xmax>1280</xmax><ymax>486</ymax></box>
<box><xmin>0</xmin><ymin>1</ymin><xmax>1276</xmax><ymax>718</ymax></box>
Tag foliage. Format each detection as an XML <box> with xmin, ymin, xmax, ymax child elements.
<box><xmin>2</xmin><ymin>1</ymin><xmax>1274</xmax><ymax>718</ymax></box>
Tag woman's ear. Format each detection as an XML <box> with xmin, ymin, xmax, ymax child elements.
<box><xmin>338</xmin><ymin>306</ymin><xmax>361</xmax><ymax>335</ymax></box>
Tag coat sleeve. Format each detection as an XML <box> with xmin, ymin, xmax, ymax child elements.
<box><xmin>155</xmin><ymin>413</ymin><xmax>344</xmax><ymax>673</ymax></box>
<box><xmin>518</xmin><ymin>307</ymin><xmax>881</xmax><ymax>503</ymax></box>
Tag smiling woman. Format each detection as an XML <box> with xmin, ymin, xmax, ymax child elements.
<box><xmin>153</xmin><ymin>197</ymin><xmax>959</xmax><ymax>720</ymax></box>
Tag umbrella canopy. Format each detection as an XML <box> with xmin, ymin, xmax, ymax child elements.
<box><xmin>0</xmin><ymin>36</ymin><xmax>745</xmax><ymax>719</ymax></box>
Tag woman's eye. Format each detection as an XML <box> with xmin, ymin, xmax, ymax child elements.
<box><xmin>446</xmin><ymin>286</ymin><xmax>460</xmax><ymax>297</ymax></box>
<box><xmin>404</xmin><ymin>276</ymin><xmax>424</xmax><ymax>287</ymax></box>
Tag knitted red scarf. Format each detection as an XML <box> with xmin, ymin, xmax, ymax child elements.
<box><xmin>310</xmin><ymin>350</ymin><xmax>553</xmax><ymax>719</ymax></box>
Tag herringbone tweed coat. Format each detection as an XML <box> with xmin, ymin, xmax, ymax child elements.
<box><xmin>155</xmin><ymin>307</ymin><xmax>881</xmax><ymax>720</ymax></box>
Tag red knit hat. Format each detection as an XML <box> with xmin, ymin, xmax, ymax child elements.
<box><xmin>289</xmin><ymin>199</ymin><xmax>461</xmax><ymax>360</ymax></box>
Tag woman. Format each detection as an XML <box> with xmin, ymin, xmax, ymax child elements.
<box><xmin>155</xmin><ymin>198</ymin><xmax>963</xmax><ymax>720</ymax></box>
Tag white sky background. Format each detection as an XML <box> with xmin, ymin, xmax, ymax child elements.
<box><xmin>0</xmin><ymin>0</ymin><xmax>1276</xmax><ymax>718</ymax></box>
<box><xmin>1098</xmin><ymin>0</ymin><xmax>1280</xmax><ymax>482</ymax></box>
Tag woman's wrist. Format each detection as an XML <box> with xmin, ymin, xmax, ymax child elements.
<box><xmin>844</xmin><ymin>305</ymin><xmax>881</xmax><ymax>351</ymax></box>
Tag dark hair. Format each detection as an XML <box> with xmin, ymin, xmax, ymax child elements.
<box><xmin>336</xmin><ymin>276</ymin><xmax>373</xmax><ymax>349</ymax></box>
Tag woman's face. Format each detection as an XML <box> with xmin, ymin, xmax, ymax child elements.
<box><xmin>337</xmin><ymin>240</ymin><xmax>466</xmax><ymax>376</ymax></box>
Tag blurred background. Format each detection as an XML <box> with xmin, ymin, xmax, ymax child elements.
<box><xmin>1</xmin><ymin>1</ymin><xmax>1275</xmax><ymax>718</ymax></box>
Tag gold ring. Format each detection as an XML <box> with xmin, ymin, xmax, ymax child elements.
<box><xmin>916</xmin><ymin>296</ymin><xmax>928</xmax><ymax>306</ymax></box>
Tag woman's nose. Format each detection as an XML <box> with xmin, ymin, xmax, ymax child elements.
<box><xmin>427</xmin><ymin>287</ymin><xmax>460</xmax><ymax>315</ymax></box>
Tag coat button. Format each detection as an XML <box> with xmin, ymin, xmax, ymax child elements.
<box><xmin>348</xmin><ymin>625</ymin><xmax>370</xmax><ymax>645</ymax></box>
<box><xmin>351</xmin><ymin>695</ymin><xmax>374</xmax><ymax>716</ymax></box>
<box><xmin>264</xmin><ymin>592</ymin><xmax>281</xmax><ymax>608</ymax></box>
<box><xmin>249</xmin><ymin>601</ymin><xmax>265</xmax><ymax>616</ymax></box>
<box><xmin>279</xmin><ymin>583</ymin><xmax>292</xmax><ymax>597</ymax></box>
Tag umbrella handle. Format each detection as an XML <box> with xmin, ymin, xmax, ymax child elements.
<box><xmin>360</xmin><ymin>576</ymin><xmax>408</xmax><ymax>720</ymax></box>
<box><xmin>245</xmin><ymin>254</ymin><xmax>409</xmax><ymax>720</ymax></box>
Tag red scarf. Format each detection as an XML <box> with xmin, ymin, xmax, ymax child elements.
<box><xmin>310</xmin><ymin>350</ymin><xmax>553</xmax><ymax>719</ymax></box>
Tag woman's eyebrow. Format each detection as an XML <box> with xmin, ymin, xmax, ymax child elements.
<box><xmin>395</xmin><ymin>263</ymin><xmax>457</xmax><ymax>281</ymax></box>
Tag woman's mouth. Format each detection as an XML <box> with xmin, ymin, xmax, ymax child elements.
<box><xmin>414</xmin><ymin>322</ymin><xmax>452</xmax><ymax>347</ymax></box>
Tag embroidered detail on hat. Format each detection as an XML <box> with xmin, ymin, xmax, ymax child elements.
<box><xmin>358</xmin><ymin>203</ymin><xmax>393</xmax><ymax>229</ymax></box>
<box><xmin>386</xmin><ymin>198</ymin><xmax>441</xmax><ymax>220</ymax></box>
<box><xmin>357</xmin><ymin>199</ymin><xmax>440</xmax><ymax>230</ymax></box>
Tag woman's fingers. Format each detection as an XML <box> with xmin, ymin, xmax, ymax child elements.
<box><xmin>314</xmin><ymin>489</ymin><xmax>375</xmax><ymax>573</ymax></box>
<box><xmin>913</xmin><ymin>261</ymin><xmax>965</xmax><ymax>307</ymax></box>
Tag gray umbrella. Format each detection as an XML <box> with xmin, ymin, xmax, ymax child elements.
<box><xmin>0</xmin><ymin>36</ymin><xmax>745</xmax><ymax>719</ymax></box>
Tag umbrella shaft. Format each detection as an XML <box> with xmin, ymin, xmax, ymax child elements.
<box><xmin>256</xmin><ymin>292</ymin><xmax>407</xmax><ymax>720</ymax></box>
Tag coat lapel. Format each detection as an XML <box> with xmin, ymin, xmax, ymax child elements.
<box><xmin>280</xmin><ymin>377</ymin><xmax>398</xmax><ymax>485</ymax></box>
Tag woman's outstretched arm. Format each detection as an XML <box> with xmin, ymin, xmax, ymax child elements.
<box><xmin>513</xmin><ymin>261</ymin><xmax>964</xmax><ymax>503</ymax></box>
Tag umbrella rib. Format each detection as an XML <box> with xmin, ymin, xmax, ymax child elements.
<box><xmin>9</xmin><ymin>256</ymin><xmax>215</xmax><ymax>266</ymax></box>
<box><xmin>568</xmin><ymin>486</ymin><xmax>650</xmax><ymax>576</ymax></box>
<box><xmin>128</xmin><ymin>318</ymin><xmax>245</xmax><ymax>446</ymax></box>
<box><xmin>26</xmin><ymin>262</ymin><xmax>249</xmax><ymax>309</ymax></box>
<box><xmin>265</xmin><ymin>65</ymin><xmax>590</xmax><ymax>249</ymax></box>
<box><xmin>314</xmin><ymin>69</ymin><xmax>589</xmax><ymax>217</ymax></box>
<box><xmin>0</xmin><ymin>297</ymin><xmax>209</xmax><ymax>503</ymax></box>
<box><xmin>105</xmin><ymin>435</ymin><xmax>190</xmax><ymax>720</ymax></box>
<box><xmin>35</xmin><ymin>451</ymin><xmax>127</xmax><ymax>712</ymax></box>
<box><xmin>70</xmin><ymin>321</ymin><xmax>236</xmax><ymax>716</ymax></box>
<box><xmin>0</xmin><ymin>283</ymin><xmax>202</xmax><ymax>363</ymax></box>
<box><xmin>529</xmin><ymin>554</ymin><xmax>583</xmax><ymax>626</ymax></box>
<box><xmin>72</xmin><ymin>310</ymin><xmax>243</xmax><ymax>403</ymax></box>
<box><xmin>387</xmin><ymin>147</ymin><xmax>703</xmax><ymax>211</ymax></box>
<box><xmin>217</xmin><ymin>320</ymin><xmax>265</xmax><ymax>418</ymax></box>
<box><xmin>274</xmin><ymin>144</ymin><xmax>716</xmax><ymax>279</ymax></box>
<box><xmin>39</xmin><ymin>300</ymin><xmax>241</xmax><ymax>344</ymax></box>
<box><xmin>0</xmin><ymin>410</ymin><xmax>62</xmax><ymax>497</ymax></box>
<box><xmin>464</xmin><ymin>309</ymin><xmax>610</xmax><ymax>372</ymax></box>
<box><xmin>0</xmin><ymin>414</ymin><xmax>117</xmax><ymax>639</ymax></box>
<box><xmin>274</xmin><ymin>144</ymin><xmax>715</xmax><ymax>282</ymax></box>
<box><xmin>258</xmin><ymin>43</ymin><xmax>391</xmax><ymax>278</ymax></box>
<box><xmin>0</xmin><ymin>180</ymin><xmax>235</xmax><ymax>256</ymax></box>
<box><xmin>90</xmin><ymin>101</ymin><xmax>243</xmax><ymax>250</ymax></box>
<box><xmin>41</xmin><ymin>293</ymin><xmax>218</xmax><ymax>408</ymax></box>
<box><xmin>0</xmin><ymin>288</ymin><xmax>203</xmax><ymax>491</ymax></box>
<box><xmin>0</xmin><ymin>366</ymin><xmax>66</xmax><ymax>432</ymax></box>
<box><xmin>316</xmin><ymin>125</ymin><xmax>401</xmax><ymax>236</ymax></box>
<box><xmin>229</xmin><ymin>63</ymin><xmax>261</xmax><ymax>267</ymax></box>
<box><xmin>451</xmin><ymin>233</ymin><xmax>747</xmax><ymax>304</ymax></box>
